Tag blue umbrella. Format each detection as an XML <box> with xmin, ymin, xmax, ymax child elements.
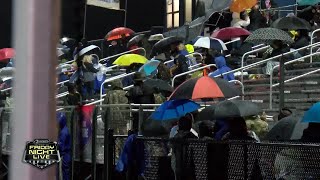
<box><xmin>138</xmin><ymin>59</ymin><xmax>160</xmax><ymax>76</ymax></box>
<box><xmin>151</xmin><ymin>99</ymin><xmax>200</xmax><ymax>121</ymax></box>
<box><xmin>302</xmin><ymin>102</ymin><xmax>320</xmax><ymax>123</ymax></box>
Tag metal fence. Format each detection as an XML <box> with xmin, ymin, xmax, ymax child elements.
<box><xmin>110</xmin><ymin>136</ymin><xmax>320</xmax><ymax>180</ymax></box>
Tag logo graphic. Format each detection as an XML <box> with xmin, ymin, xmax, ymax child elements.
<box><xmin>23</xmin><ymin>139</ymin><xmax>60</xmax><ymax>169</ymax></box>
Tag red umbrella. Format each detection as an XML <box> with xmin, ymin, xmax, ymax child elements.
<box><xmin>169</xmin><ymin>76</ymin><xmax>240</xmax><ymax>100</ymax></box>
<box><xmin>0</xmin><ymin>48</ymin><xmax>15</xmax><ymax>61</ymax></box>
<box><xmin>211</xmin><ymin>27</ymin><xmax>251</xmax><ymax>41</ymax></box>
<box><xmin>105</xmin><ymin>27</ymin><xmax>135</xmax><ymax>41</ymax></box>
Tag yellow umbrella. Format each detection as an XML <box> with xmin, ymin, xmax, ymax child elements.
<box><xmin>113</xmin><ymin>54</ymin><xmax>148</xmax><ymax>66</ymax></box>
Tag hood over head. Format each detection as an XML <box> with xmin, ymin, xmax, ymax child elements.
<box><xmin>215</xmin><ymin>56</ymin><xmax>227</xmax><ymax>68</ymax></box>
<box><xmin>57</xmin><ymin>112</ymin><xmax>67</xmax><ymax>128</ymax></box>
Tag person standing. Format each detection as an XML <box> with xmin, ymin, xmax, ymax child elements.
<box><xmin>82</xmin><ymin>55</ymin><xmax>99</xmax><ymax>100</ymax></box>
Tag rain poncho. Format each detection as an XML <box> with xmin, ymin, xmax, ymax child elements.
<box><xmin>116</xmin><ymin>134</ymin><xmax>146</xmax><ymax>177</ymax></box>
<box><xmin>57</xmin><ymin>112</ymin><xmax>71</xmax><ymax>180</ymax></box>
<box><xmin>209</xmin><ymin>56</ymin><xmax>235</xmax><ymax>81</ymax></box>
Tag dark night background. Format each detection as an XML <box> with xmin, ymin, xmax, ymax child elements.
<box><xmin>0</xmin><ymin>0</ymin><xmax>166</xmax><ymax>49</ymax></box>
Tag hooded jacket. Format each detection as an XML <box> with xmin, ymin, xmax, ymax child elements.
<box><xmin>209</xmin><ymin>56</ymin><xmax>235</xmax><ymax>81</ymax></box>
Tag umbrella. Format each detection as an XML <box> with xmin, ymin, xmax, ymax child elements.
<box><xmin>297</xmin><ymin>0</ymin><xmax>320</xmax><ymax>5</ymax></box>
<box><xmin>105</xmin><ymin>27</ymin><xmax>135</xmax><ymax>41</ymax></box>
<box><xmin>148</xmin><ymin>34</ymin><xmax>164</xmax><ymax>41</ymax></box>
<box><xmin>230</xmin><ymin>0</ymin><xmax>257</xmax><ymax>13</ymax></box>
<box><xmin>213</xmin><ymin>100</ymin><xmax>262</xmax><ymax>119</ymax></box>
<box><xmin>77</xmin><ymin>45</ymin><xmax>100</xmax><ymax>57</ymax></box>
<box><xmin>302</xmin><ymin>102</ymin><xmax>320</xmax><ymax>123</ymax></box>
<box><xmin>151</xmin><ymin>99</ymin><xmax>200</xmax><ymax>121</ymax></box>
<box><xmin>196</xmin><ymin>105</ymin><xmax>216</xmax><ymax>121</ymax></box>
<box><xmin>112</xmin><ymin>54</ymin><xmax>148</xmax><ymax>66</ymax></box>
<box><xmin>264</xmin><ymin>114</ymin><xmax>307</xmax><ymax>141</ymax></box>
<box><xmin>0</xmin><ymin>67</ymin><xmax>15</xmax><ymax>77</ymax></box>
<box><xmin>0</xmin><ymin>48</ymin><xmax>15</xmax><ymax>61</ymax></box>
<box><xmin>138</xmin><ymin>59</ymin><xmax>161</xmax><ymax>76</ymax></box>
<box><xmin>150</xmin><ymin>36</ymin><xmax>184</xmax><ymax>56</ymax></box>
<box><xmin>271</xmin><ymin>16</ymin><xmax>312</xmax><ymax>30</ymax></box>
<box><xmin>57</xmin><ymin>49</ymin><xmax>64</xmax><ymax>57</ymax></box>
<box><xmin>245</xmin><ymin>28</ymin><xmax>294</xmax><ymax>45</ymax></box>
<box><xmin>193</xmin><ymin>37</ymin><xmax>228</xmax><ymax>50</ymax></box>
<box><xmin>60</xmin><ymin>37</ymin><xmax>76</xmax><ymax>47</ymax></box>
<box><xmin>169</xmin><ymin>76</ymin><xmax>240</xmax><ymax>100</ymax></box>
<box><xmin>127</xmin><ymin>34</ymin><xmax>145</xmax><ymax>47</ymax></box>
<box><xmin>211</xmin><ymin>27</ymin><xmax>251</xmax><ymax>40</ymax></box>
<box><xmin>143</xmin><ymin>78</ymin><xmax>174</xmax><ymax>93</ymax></box>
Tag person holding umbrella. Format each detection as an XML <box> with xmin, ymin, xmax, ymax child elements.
<box><xmin>82</xmin><ymin>55</ymin><xmax>99</xmax><ymax>100</ymax></box>
<box><xmin>170</xmin><ymin>55</ymin><xmax>189</xmax><ymax>88</ymax></box>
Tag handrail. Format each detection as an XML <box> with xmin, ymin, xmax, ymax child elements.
<box><xmin>186</xmin><ymin>52</ymin><xmax>203</xmax><ymax>61</ymax></box>
<box><xmin>228</xmin><ymin>79</ymin><xmax>244</xmax><ymax>100</ymax></box>
<box><xmin>100</xmin><ymin>72</ymin><xmax>135</xmax><ymax>105</ymax></box>
<box><xmin>214</xmin><ymin>42</ymin><xmax>320</xmax><ymax>79</ymax></box>
<box><xmin>1</xmin><ymin>87</ymin><xmax>12</xmax><ymax>92</ymax></box>
<box><xmin>164</xmin><ymin>59</ymin><xmax>174</xmax><ymax>65</ymax></box>
<box><xmin>224</xmin><ymin>38</ymin><xmax>240</xmax><ymax>45</ymax></box>
<box><xmin>269</xmin><ymin>52</ymin><xmax>320</xmax><ymax>109</ymax></box>
<box><xmin>98</xmin><ymin>47</ymin><xmax>146</xmax><ymax>63</ymax></box>
<box><xmin>57</xmin><ymin>80</ymin><xmax>69</xmax><ymax>86</ymax></box>
<box><xmin>213</xmin><ymin>42</ymin><xmax>320</xmax><ymax>97</ymax></box>
<box><xmin>56</xmin><ymin>92</ymin><xmax>69</xmax><ymax>99</ymax></box>
<box><xmin>310</xmin><ymin>28</ymin><xmax>320</xmax><ymax>63</ymax></box>
<box><xmin>105</xmin><ymin>64</ymin><xmax>119</xmax><ymax>69</ymax></box>
<box><xmin>273</xmin><ymin>69</ymin><xmax>320</xmax><ymax>87</ymax></box>
<box><xmin>171</xmin><ymin>64</ymin><xmax>217</xmax><ymax>87</ymax></box>
<box><xmin>252</xmin><ymin>44</ymin><xmax>265</xmax><ymax>49</ymax></box>
<box><xmin>188</xmin><ymin>63</ymin><xmax>202</xmax><ymax>69</ymax></box>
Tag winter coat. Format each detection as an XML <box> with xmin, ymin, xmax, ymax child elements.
<box><xmin>209</xmin><ymin>56</ymin><xmax>235</xmax><ymax>81</ymax></box>
<box><xmin>248</xmin><ymin>9</ymin><xmax>267</xmax><ymax>31</ymax></box>
<box><xmin>126</xmin><ymin>83</ymin><xmax>155</xmax><ymax>104</ymax></box>
<box><xmin>57</xmin><ymin>112</ymin><xmax>71</xmax><ymax>180</ymax></box>
<box><xmin>230</xmin><ymin>12</ymin><xmax>250</xmax><ymax>28</ymax></box>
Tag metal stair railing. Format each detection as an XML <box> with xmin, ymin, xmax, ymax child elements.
<box><xmin>171</xmin><ymin>64</ymin><xmax>217</xmax><ymax>87</ymax></box>
<box><xmin>269</xmin><ymin>52</ymin><xmax>320</xmax><ymax>109</ymax></box>
<box><xmin>163</xmin><ymin>52</ymin><xmax>204</xmax><ymax>66</ymax></box>
<box><xmin>213</xmin><ymin>42</ymin><xmax>320</xmax><ymax>95</ymax></box>
<box><xmin>310</xmin><ymin>28</ymin><xmax>320</xmax><ymax>63</ymax></box>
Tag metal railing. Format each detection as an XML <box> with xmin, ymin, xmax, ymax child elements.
<box><xmin>0</xmin><ymin>87</ymin><xmax>12</xmax><ymax>92</ymax></box>
<box><xmin>269</xmin><ymin>52</ymin><xmax>320</xmax><ymax>109</ymax></box>
<box><xmin>164</xmin><ymin>52</ymin><xmax>204</xmax><ymax>66</ymax></box>
<box><xmin>224</xmin><ymin>38</ymin><xmax>240</xmax><ymax>45</ymax></box>
<box><xmin>213</xmin><ymin>42</ymin><xmax>320</xmax><ymax>94</ymax></box>
<box><xmin>100</xmin><ymin>72</ymin><xmax>135</xmax><ymax>105</ymax></box>
<box><xmin>98</xmin><ymin>47</ymin><xmax>146</xmax><ymax>63</ymax></box>
<box><xmin>171</xmin><ymin>64</ymin><xmax>217</xmax><ymax>87</ymax></box>
<box><xmin>310</xmin><ymin>28</ymin><xmax>320</xmax><ymax>63</ymax></box>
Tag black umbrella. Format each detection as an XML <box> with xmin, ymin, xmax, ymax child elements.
<box><xmin>264</xmin><ymin>114</ymin><xmax>307</xmax><ymax>141</ymax></box>
<box><xmin>271</xmin><ymin>16</ymin><xmax>312</xmax><ymax>30</ymax></box>
<box><xmin>127</xmin><ymin>34</ymin><xmax>145</xmax><ymax>47</ymax></box>
<box><xmin>196</xmin><ymin>105</ymin><xmax>216</xmax><ymax>121</ymax></box>
<box><xmin>245</xmin><ymin>28</ymin><xmax>294</xmax><ymax>45</ymax></box>
<box><xmin>143</xmin><ymin>78</ymin><xmax>174</xmax><ymax>93</ymax></box>
<box><xmin>150</xmin><ymin>36</ymin><xmax>184</xmax><ymax>56</ymax></box>
<box><xmin>213</xmin><ymin>100</ymin><xmax>262</xmax><ymax>119</ymax></box>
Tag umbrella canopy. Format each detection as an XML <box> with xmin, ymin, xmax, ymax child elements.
<box><xmin>77</xmin><ymin>45</ymin><xmax>100</xmax><ymax>57</ymax></box>
<box><xmin>0</xmin><ymin>48</ymin><xmax>15</xmax><ymax>61</ymax></box>
<box><xmin>106</xmin><ymin>27</ymin><xmax>135</xmax><ymax>41</ymax></box>
<box><xmin>148</xmin><ymin>34</ymin><xmax>164</xmax><ymax>41</ymax></box>
<box><xmin>245</xmin><ymin>28</ymin><xmax>294</xmax><ymax>45</ymax></box>
<box><xmin>60</xmin><ymin>37</ymin><xmax>76</xmax><ymax>47</ymax></box>
<box><xmin>196</xmin><ymin>105</ymin><xmax>216</xmax><ymax>121</ymax></box>
<box><xmin>211</xmin><ymin>27</ymin><xmax>251</xmax><ymax>40</ymax></box>
<box><xmin>230</xmin><ymin>0</ymin><xmax>257</xmax><ymax>13</ymax></box>
<box><xmin>271</xmin><ymin>16</ymin><xmax>312</xmax><ymax>30</ymax></box>
<box><xmin>113</xmin><ymin>54</ymin><xmax>148</xmax><ymax>66</ymax></box>
<box><xmin>150</xmin><ymin>36</ymin><xmax>184</xmax><ymax>56</ymax></box>
<box><xmin>302</xmin><ymin>102</ymin><xmax>320</xmax><ymax>123</ymax></box>
<box><xmin>169</xmin><ymin>76</ymin><xmax>240</xmax><ymax>100</ymax></box>
<box><xmin>297</xmin><ymin>0</ymin><xmax>320</xmax><ymax>5</ymax></box>
<box><xmin>151</xmin><ymin>99</ymin><xmax>200</xmax><ymax>121</ymax></box>
<box><xmin>213</xmin><ymin>100</ymin><xmax>262</xmax><ymax>119</ymax></box>
<box><xmin>127</xmin><ymin>34</ymin><xmax>145</xmax><ymax>47</ymax></box>
<box><xmin>0</xmin><ymin>67</ymin><xmax>15</xmax><ymax>77</ymax></box>
<box><xmin>264</xmin><ymin>114</ymin><xmax>307</xmax><ymax>141</ymax></box>
<box><xmin>143</xmin><ymin>78</ymin><xmax>174</xmax><ymax>93</ymax></box>
<box><xmin>138</xmin><ymin>59</ymin><xmax>160</xmax><ymax>76</ymax></box>
<box><xmin>193</xmin><ymin>37</ymin><xmax>228</xmax><ymax>50</ymax></box>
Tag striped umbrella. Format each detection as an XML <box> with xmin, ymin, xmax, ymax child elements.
<box><xmin>169</xmin><ymin>76</ymin><xmax>240</xmax><ymax>100</ymax></box>
<box><xmin>193</xmin><ymin>37</ymin><xmax>228</xmax><ymax>50</ymax></box>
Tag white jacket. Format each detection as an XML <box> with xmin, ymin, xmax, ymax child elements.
<box><xmin>230</xmin><ymin>12</ymin><xmax>250</xmax><ymax>28</ymax></box>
